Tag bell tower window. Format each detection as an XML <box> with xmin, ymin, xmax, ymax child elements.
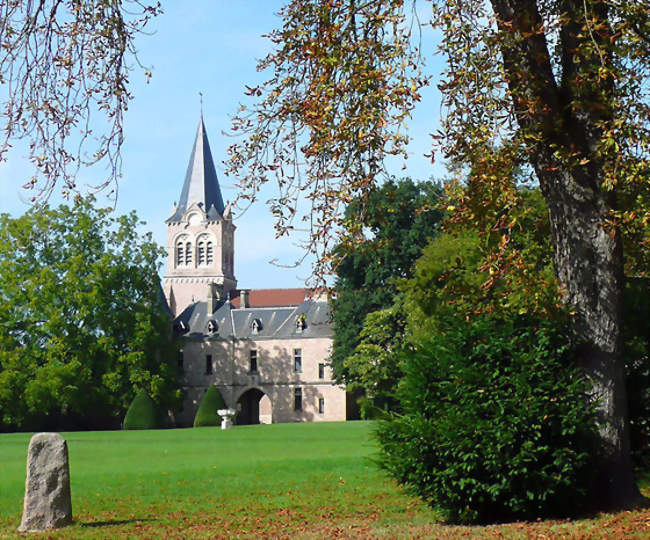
<box><xmin>206</xmin><ymin>242</ymin><xmax>214</xmax><ymax>265</ymax></box>
<box><xmin>198</xmin><ymin>241</ymin><xmax>206</xmax><ymax>265</ymax></box>
<box><xmin>176</xmin><ymin>242</ymin><xmax>184</xmax><ymax>266</ymax></box>
<box><xmin>185</xmin><ymin>242</ymin><xmax>193</xmax><ymax>266</ymax></box>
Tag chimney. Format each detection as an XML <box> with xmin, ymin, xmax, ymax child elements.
<box><xmin>241</xmin><ymin>289</ymin><xmax>250</xmax><ymax>308</ymax></box>
<box><xmin>208</xmin><ymin>282</ymin><xmax>220</xmax><ymax>314</ymax></box>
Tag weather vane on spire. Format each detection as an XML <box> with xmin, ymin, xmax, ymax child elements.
<box><xmin>199</xmin><ymin>91</ymin><xmax>203</xmax><ymax>116</ymax></box>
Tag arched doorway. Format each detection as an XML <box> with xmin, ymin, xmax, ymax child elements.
<box><xmin>236</xmin><ymin>388</ymin><xmax>272</xmax><ymax>425</ymax></box>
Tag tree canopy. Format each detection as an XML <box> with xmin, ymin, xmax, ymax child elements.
<box><xmin>228</xmin><ymin>0</ymin><xmax>648</xmax><ymax>508</ymax></box>
<box><xmin>330</xmin><ymin>177</ymin><xmax>443</xmax><ymax>384</ymax></box>
<box><xmin>0</xmin><ymin>198</ymin><xmax>182</xmax><ymax>431</ymax></box>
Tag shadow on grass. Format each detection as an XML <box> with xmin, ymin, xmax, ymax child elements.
<box><xmin>80</xmin><ymin>518</ymin><xmax>154</xmax><ymax>528</ymax></box>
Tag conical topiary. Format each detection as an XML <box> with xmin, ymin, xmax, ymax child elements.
<box><xmin>123</xmin><ymin>389</ymin><xmax>159</xmax><ymax>430</ymax></box>
<box><xmin>193</xmin><ymin>386</ymin><xmax>226</xmax><ymax>427</ymax></box>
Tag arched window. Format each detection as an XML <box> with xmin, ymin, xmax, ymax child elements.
<box><xmin>198</xmin><ymin>241</ymin><xmax>206</xmax><ymax>265</ymax></box>
<box><xmin>206</xmin><ymin>242</ymin><xmax>214</xmax><ymax>265</ymax></box>
<box><xmin>185</xmin><ymin>242</ymin><xmax>192</xmax><ymax>265</ymax></box>
<box><xmin>251</xmin><ymin>318</ymin><xmax>262</xmax><ymax>334</ymax></box>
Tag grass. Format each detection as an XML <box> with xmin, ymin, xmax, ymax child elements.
<box><xmin>1</xmin><ymin>421</ymin><xmax>648</xmax><ymax>538</ymax></box>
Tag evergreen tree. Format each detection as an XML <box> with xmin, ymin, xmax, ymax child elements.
<box><xmin>123</xmin><ymin>389</ymin><xmax>160</xmax><ymax>430</ymax></box>
<box><xmin>194</xmin><ymin>386</ymin><xmax>227</xmax><ymax>428</ymax></box>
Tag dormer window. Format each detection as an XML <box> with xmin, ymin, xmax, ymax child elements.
<box><xmin>251</xmin><ymin>318</ymin><xmax>262</xmax><ymax>334</ymax></box>
<box><xmin>174</xmin><ymin>320</ymin><xmax>189</xmax><ymax>334</ymax></box>
<box><xmin>207</xmin><ymin>320</ymin><xmax>218</xmax><ymax>333</ymax></box>
<box><xmin>296</xmin><ymin>315</ymin><xmax>306</xmax><ymax>332</ymax></box>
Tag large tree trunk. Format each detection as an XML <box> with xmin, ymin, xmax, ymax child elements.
<box><xmin>537</xmin><ymin>165</ymin><xmax>640</xmax><ymax>508</ymax></box>
<box><xmin>489</xmin><ymin>0</ymin><xmax>643</xmax><ymax>508</ymax></box>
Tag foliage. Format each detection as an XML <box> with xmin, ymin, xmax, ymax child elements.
<box><xmin>0</xmin><ymin>197</ymin><xmax>182</xmax><ymax>431</ymax></box>
<box><xmin>330</xmin><ymin>178</ymin><xmax>443</xmax><ymax>383</ymax></box>
<box><xmin>228</xmin><ymin>0</ymin><xmax>648</xmax><ymax>504</ymax></box>
<box><xmin>342</xmin><ymin>306</ymin><xmax>406</xmax><ymax>418</ymax></box>
<box><xmin>123</xmin><ymin>389</ymin><xmax>160</xmax><ymax>430</ymax></box>
<box><xmin>403</xmin><ymin>197</ymin><xmax>649</xmax><ymax>474</ymax></box>
<box><xmin>227</xmin><ymin>2</ymin><xmax>428</xmax><ymax>280</ymax></box>
<box><xmin>402</xmin><ymin>189</ymin><xmax>559</xmax><ymax>328</ymax></box>
<box><xmin>193</xmin><ymin>386</ymin><xmax>227</xmax><ymax>428</ymax></box>
<box><xmin>0</xmin><ymin>0</ymin><xmax>162</xmax><ymax>201</ymax></box>
<box><xmin>377</xmin><ymin>314</ymin><xmax>599</xmax><ymax>524</ymax></box>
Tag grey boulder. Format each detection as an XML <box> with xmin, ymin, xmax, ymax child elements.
<box><xmin>18</xmin><ymin>433</ymin><xmax>73</xmax><ymax>531</ymax></box>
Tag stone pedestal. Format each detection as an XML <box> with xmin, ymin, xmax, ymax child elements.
<box><xmin>218</xmin><ymin>408</ymin><xmax>236</xmax><ymax>430</ymax></box>
<box><xmin>18</xmin><ymin>433</ymin><xmax>73</xmax><ymax>532</ymax></box>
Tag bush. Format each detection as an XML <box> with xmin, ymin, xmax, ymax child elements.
<box><xmin>123</xmin><ymin>389</ymin><xmax>160</xmax><ymax>430</ymax></box>
<box><xmin>376</xmin><ymin>314</ymin><xmax>599</xmax><ymax>524</ymax></box>
<box><xmin>194</xmin><ymin>386</ymin><xmax>226</xmax><ymax>427</ymax></box>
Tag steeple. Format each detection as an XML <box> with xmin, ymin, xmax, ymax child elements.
<box><xmin>162</xmin><ymin>115</ymin><xmax>236</xmax><ymax>317</ymax></box>
<box><xmin>167</xmin><ymin>116</ymin><xmax>225</xmax><ymax>222</ymax></box>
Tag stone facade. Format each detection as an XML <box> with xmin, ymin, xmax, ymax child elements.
<box><xmin>178</xmin><ymin>335</ymin><xmax>345</xmax><ymax>426</ymax></box>
<box><xmin>164</xmin><ymin>118</ymin><xmax>346</xmax><ymax>426</ymax></box>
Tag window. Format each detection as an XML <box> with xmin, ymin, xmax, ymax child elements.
<box><xmin>185</xmin><ymin>242</ymin><xmax>193</xmax><ymax>265</ymax></box>
<box><xmin>318</xmin><ymin>398</ymin><xmax>325</xmax><ymax>414</ymax></box>
<box><xmin>207</xmin><ymin>320</ymin><xmax>218</xmax><ymax>333</ymax></box>
<box><xmin>249</xmin><ymin>349</ymin><xmax>258</xmax><ymax>373</ymax></box>
<box><xmin>293</xmin><ymin>348</ymin><xmax>302</xmax><ymax>372</ymax></box>
<box><xmin>318</xmin><ymin>363</ymin><xmax>325</xmax><ymax>379</ymax></box>
<box><xmin>294</xmin><ymin>387</ymin><xmax>302</xmax><ymax>411</ymax></box>
<box><xmin>205</xmin><ymin>354</ymin><xmax>213</xmax><ymax>375</ymax></box>
<box><xmin>296</xmin><ymin>315</ymin><xmax>306</xmax><ymax>332</ymax></box>
<box><xmin>177</xmin><ymin>351</ymin><xmax>184</xmax><ymax>369</ymax></box>
<box><xmin>176</xmin><ymin>241</ymin><xmax>184</xmax><ymax>266</ymax></box>
<box><xmin>206</xmin><ymin>242</ymin><xmax>214</xmax><ymax>264</ymax></box>
<box><xmin>252</xmin><ymin>319</ymin><xmax>262</xmax><ymax>334</ymax></box>
<box><xmin>198</xmin><ymin>241</ymin><xmax>206</xmax><ymax>265</ymax></box>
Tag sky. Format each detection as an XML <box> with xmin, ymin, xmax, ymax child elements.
<box><xmin>0</xmin><ymin>1</ymin><xmax>445</xmax><ymax>289</ymax></box>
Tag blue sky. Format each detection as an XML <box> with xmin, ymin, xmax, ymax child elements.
<box><xmin>0</xmin><ymin>1</ymin><xmax>445</xmax><ymax>289</ymax></box>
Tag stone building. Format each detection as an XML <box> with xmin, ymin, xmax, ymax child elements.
<box><xmin>162</xmin><ymin>117</ymin><xmax>346</xmax><ymax>426</ymax></box>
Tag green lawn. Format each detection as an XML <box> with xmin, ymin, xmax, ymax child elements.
<box><xmin>1</xmin><ymin>422</ymin><xmax>648</xmax><ymax>538</ymax></box>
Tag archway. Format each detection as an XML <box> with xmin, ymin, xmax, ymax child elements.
<box><xmin>236</xmin><ymin>388</ymin><xmax>272</xmax><ymax>425</ymax></box>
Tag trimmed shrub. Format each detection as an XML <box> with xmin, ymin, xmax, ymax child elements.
<box><xmin>194</xmin><ymin>386</ymin><xmax>226</xmax><ymax>427</ymax></box>
<box><xmin>123</xmin><ymin>389</ymin><xmax>159</xmax><ymax>430</ymax></box>
<box><xmin>376</xmin><ymin>314</ymin><xmax>599</xmax><ymax>524</ymax></box>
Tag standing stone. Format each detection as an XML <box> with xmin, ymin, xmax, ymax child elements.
<box><xmin>18</xmin><ymin>433</ymin><xmax>73</xmax><ymax>532</ymax></box>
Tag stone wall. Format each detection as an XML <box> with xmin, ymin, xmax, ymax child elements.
<box><xmin>177</xmin><ymin>336</ymin><xmax>346</xmax><ymax>426</ymax></box>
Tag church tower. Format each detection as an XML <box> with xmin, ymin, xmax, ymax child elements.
<box><xmin>163</xmin><ymin>117</ymin><xmax>236</xmax><ymax>317</ymax></box>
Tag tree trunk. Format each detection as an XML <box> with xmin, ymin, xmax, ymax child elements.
<box><xmin>536</xmin><ymin>164</ymin><xmax>641</xmax><ymax>508</ymax></box>
<box><xmin>489</xmin><ymin>0</ymin><xmax>643</xmax><ymax>509</ymax></box>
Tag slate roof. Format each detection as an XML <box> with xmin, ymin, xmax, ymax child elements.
<box><xmin>175</xmin><ymin>291</ymin><xmax>331</xmax><ymax>340</ymax></box>
<box><xmin>167</xmin><ymin>116</ymin><xmax>225</xmax><ymax>222</ymax></box>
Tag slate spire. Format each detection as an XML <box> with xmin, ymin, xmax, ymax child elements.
<box><xmin>168</xmin><ymin>116</ymin><xmax>225</xmax><ymax>221</ymax></box>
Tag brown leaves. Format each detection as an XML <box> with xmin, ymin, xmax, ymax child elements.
<box><xmin>0</xmin><ymin>0</ymin><xmax>162</xmax><ymax>202</ymax></box>
<box><xmin>226</xmin><ymin>0</ymin><xmax>428</xmax><ymax>285</ymax></box>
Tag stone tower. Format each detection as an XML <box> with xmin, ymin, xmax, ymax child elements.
<box><xmin>163</xmin><ymin>117</ymin><xmax>236</xmax><ymax>317</ymax></box>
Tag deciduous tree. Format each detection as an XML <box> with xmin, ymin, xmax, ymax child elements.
<box><xmin>228</xmin><ymin>0</ymin><xmax>649</xmax><ymax>508</ymax></box>
<box><xmin>0</xmin><ymin>0</ymin><xmax>161</xmax><ymax>201</ymax></box>
<box><xmin>0</xmin><ymin>198</ymin><xmax>182</xmax><ymax>431</ymax></box>
<box><xmin>330</xmin><ymin>178</ymin><xmax>443</xmax><ymax>384</ymax></box>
